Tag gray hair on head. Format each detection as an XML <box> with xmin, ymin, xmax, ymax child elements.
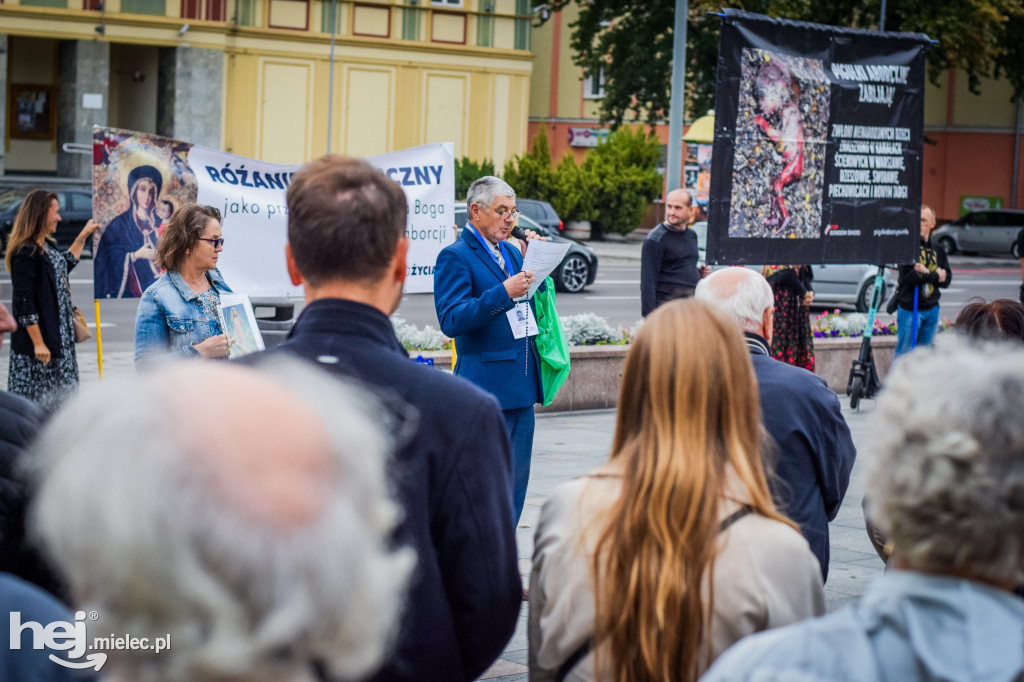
<box><xmin>466</xmin><ymin>175</ymin><xmax>516</xmax><ymax>210</ymax></box>
<box><xmin>694</xmin><ymin>267</ymin><xmax>774</xmax><ymax>333</ymax></box>
<box><xmin>865</xmin><ymin>339</ymin><xmax>1024</xmax><ymax>585</ymax></box>
<box><xmin>28</xmin><ymin>359</ymin><xmax>414</xmax><ymax>682</ymax></box>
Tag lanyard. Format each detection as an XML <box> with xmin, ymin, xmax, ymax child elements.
<box><xmin>467</xmin><ymin>223</ymin><xmax>516</xmax><ymax>273</ymax></box>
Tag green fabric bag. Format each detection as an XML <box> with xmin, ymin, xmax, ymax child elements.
<box><xmin>533</xmin><ymin>277</ymin><xmax>570</xmax><ymax>406</ymax></box>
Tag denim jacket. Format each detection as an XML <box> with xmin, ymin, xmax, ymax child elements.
<box><xmin>134</xmin><ymin>269</ymin><xmax>233</xmax><ymax>372</ymax></box>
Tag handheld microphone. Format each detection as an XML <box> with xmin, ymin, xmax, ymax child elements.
<box><xmin>510</xmin><ymin>225</ymin><xmax>527</xmax><ymax>241</ymax></box>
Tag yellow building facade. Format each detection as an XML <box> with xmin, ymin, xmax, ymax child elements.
<box><xmin>1</xmin><ymin>0</ymin><xmax>534</xmax><ymax>177</ymax></box>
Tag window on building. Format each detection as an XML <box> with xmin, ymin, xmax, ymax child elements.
<box><xmin>583</xmin><ymin>67</ymin><xmax>606</xmax><ymax>100</ymax></box>
<box><xmin>121</xmin><ymin>0</ymin><xmax>164</xmax><ymax>14</ymax></box>
<box><xmin>431</xmin><ymin>0</ymin><xmax>462</xmax><ymax>6</ymax></box>
<box><xmin>181</xmin><ymin>0</ymin><xmax>225</xmax><ymax>21</ymax></box>
<box><xmin>513</xmin><ymin>0</ymin><xmax>531</xmax><ymax>50</ymax></box>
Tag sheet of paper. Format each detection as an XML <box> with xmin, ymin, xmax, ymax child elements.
<box><xmin>515</xmin><ymin>239</ymin><xmax>571</xmax><ymax>300</ymax></box>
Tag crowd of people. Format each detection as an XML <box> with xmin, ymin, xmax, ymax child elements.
<box><xmin>1</xmin><ymin>163</ymin><xmax>1023</xmax><ymax>682</ymax></box>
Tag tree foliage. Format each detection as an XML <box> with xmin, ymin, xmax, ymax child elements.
<box><xmin>540</xmin><ymin>0</ymin><xmax>1024</xmax><ymax>127</ymax></box>
<box><xmin>454</xmin><ymin>156</ymin><xmax>496</xmax><ymax>200</ymax></box>
<box><xmin>582</xmin><ymin>127</ymin><xmax>663</xmax><ymax>235</ymax></box>
<box><xmin>503</xmin><ymin>126</ymin><xmax>557</xmax><ymax>201</ymax></box>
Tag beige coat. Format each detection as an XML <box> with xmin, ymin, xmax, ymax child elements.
<box><xmin>527</xmin><ymin>468</ymin><xmax>825</xmax><ymax>681</ymax></box>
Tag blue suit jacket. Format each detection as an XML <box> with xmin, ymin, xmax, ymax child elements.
<box><xmin>434</xmin><ymin>227</ymin><xmax>543</xmax><ymax>410</ymax></box>
<box><xmin>746</xmin><ymin>333</ymin><xmax>857</xmax><ymax>582</ymax></box>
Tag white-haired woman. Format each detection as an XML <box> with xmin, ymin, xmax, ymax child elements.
<box><xmin>704</xmin><ymin>340</ymin><xmax>1024</xmax><ymax>681</ymax></box>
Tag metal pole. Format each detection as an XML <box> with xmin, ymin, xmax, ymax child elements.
<box><xmin>879</xmin><ymin>0</ymin><xmax>886</xmax><ymax>31</ymax></box>
<box><xmin>665</xmin><ymin>0</ymin><xmax>688</xmax><ymax>193</ymax></box>
<box><xmin>1013</xmin><ymin>95</ymin><xmax>1022</xmax><ymax>208</ymax></box>
<box><xmin>326</xmin><ymin>0</ymin><xmax>338</xmax><ymax>153</ymax></box>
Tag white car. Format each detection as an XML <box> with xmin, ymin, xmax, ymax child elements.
<box><xmin>694</xmin><ymin>221</ymin><xmax>897</xmax><ymax>312</ymax></box>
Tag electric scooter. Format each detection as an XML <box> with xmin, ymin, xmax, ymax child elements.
<box><xmin>846</xmin><ymin>265</ymin><xmax>887</xmax><ymax>409</ymax></box>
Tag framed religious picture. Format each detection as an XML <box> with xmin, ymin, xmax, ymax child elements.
<box><xmin>9</xmin><ymin>84</ymin><xmax>56</xmax><ymax>140</ymax></box>
<box><xmin>218</xmin><ymin>293</ymin><xmax>265</xmax><ymax>359</ymax></box>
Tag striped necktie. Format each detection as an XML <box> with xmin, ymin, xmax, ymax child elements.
<box><xmin>492</xmin><ymin>243</ymin><xmax>508</xmax><ymax>274</ymax></box>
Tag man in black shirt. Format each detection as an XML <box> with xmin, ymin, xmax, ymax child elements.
<box><xmin>893</xmin><ymin>204</ymin><xmax>951</xmax><ymax>357</ymax></box>
<box><xmin>640</xmin><ymin>188</ymin><xmax>710</xmax><ymax>316</ymax></box>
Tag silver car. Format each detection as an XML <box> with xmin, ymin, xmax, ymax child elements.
<box><xmin>695</xmin><ymin>221</ymin><xmax>896</xmax><ymax>312</ymax></box>
<box><xmin>931</xmin><ymin>209</ymin><xmax>1024</xmax><ymax>258</ymax></box>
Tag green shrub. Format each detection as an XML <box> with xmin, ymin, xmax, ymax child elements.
<box><xmin>582</xmin><ymin>127</ymin><xmax>663</xmax><ymax>235</ymax></box>
<box><xmin>454</xmin><ymin>157</ymin><xmax>496</xmax><ymax>201</ymax></box>
<box><xmin>503</xmin><ymin>126</ymin><xmax>556</xmax><ymax>202</ymax></box>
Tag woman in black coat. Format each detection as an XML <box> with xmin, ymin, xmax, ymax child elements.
<box><xmin>6</xmin><ymin>190</ymin><xmax>98</xmax><ymax>412</ymax></box>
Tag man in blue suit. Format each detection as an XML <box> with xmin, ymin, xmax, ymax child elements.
<box><xmin>696</xmin><ymin>267</ymin><xmax>856</xmax><ymax>581</ymax></box>
<box><xmin>434</xmin><ymin>176</ymin><xmax>544</xmax><ymax>524</ymax></box>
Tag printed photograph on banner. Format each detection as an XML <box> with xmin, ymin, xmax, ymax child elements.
<box><xmin>729</xmin><ymin>48</ymin><xmax>829</xmax><ymax>240</ymax></box>
<box><xmin>218</xmin><ymin>293</ymin><xmax>264</xmax><ymax>358</ymax></box>
<box><xmin>92</xmin><ymin>127</ymin><xmax>196</xmax><ymax>299</ymax></box>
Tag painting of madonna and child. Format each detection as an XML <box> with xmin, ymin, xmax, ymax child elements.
<box><xmin>92</xmin><ymin>128</ymin><xmax>197</xmax><ymax>299</ymax></box>
<box><xmin>729</xmin><ymin>48</ymin><xmax>830</xmax><ymax>240</ymax></box>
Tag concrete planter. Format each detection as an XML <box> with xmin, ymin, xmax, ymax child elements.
<box><xmin>563</xmin><ymin>220</ymin><xmax>592</xmax><ymax>241</ymax></box>
<box><xmin>412</xmin><ymin>335</ymin><xmax>897</xmax><ymax>412</ymax></box>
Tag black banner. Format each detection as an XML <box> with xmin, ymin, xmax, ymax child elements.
<box><xmin>707</xmin><ymin>10</ymin><xmax>930</xmax><ymax>265</ymax></box>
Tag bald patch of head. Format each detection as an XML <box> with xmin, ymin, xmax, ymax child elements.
<box><xmin>154</xmin><ymin>364</ymin><xmax>334</xmax><ymax>531</ymax></box>
<box><xmin>703</xmin><ymin>265</ymin><xmax>758</xmax><ymax>298</ymax></box>
<box><xmin>667</xmin><ymin>188</ymin><xmax>693</xmax><ymax>207</ymax></box>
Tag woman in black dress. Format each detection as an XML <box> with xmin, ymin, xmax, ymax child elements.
<box><xmin>6</xmin><ymin>190</ymin><xmax>98</xmax><ymax>412</ymax></box>
<box><xmin>762</xmin><ymin>265</ymin><xmax>815</xmax><ymax>372</ymax></box>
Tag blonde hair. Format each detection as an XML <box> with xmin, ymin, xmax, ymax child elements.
<box><xmin>592</xmin><ymin>300</ymin><xmax>793</xmax><ymax>682</ymax></box>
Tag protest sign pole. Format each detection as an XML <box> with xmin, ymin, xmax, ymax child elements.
<box><xmin>665</xmin><ymin>0</ymin><xmax>688</xmax><ymax>193</ymax></box>
<box><xmin>94</xmin><ymin>299</ymin><xmax>104</xmax><ymax>380</ymax></box>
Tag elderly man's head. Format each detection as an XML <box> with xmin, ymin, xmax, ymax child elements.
<box><xmin>695</xmin><ymin>267</ymin><xmax>776</xmax><ymax>341</ymax></box>
<box><xmin>29</xmin><ymin>362</ymin><xmax>413</xmax><ymax>682</ymax></box>
<box><xmin>866</xmin><ymin>341</ymin><xmax>1024</xmax><ymax>588</ymax></box>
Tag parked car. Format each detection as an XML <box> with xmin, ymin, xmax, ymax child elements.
<box><xmin>931</xmin><ymin>209</ymin><xmax>1024</xmax><ymax>257</ymax></box>
<box><xmin>695</xmin><ymin>221</ymin><xmax>896</xmax><ymax>312</ymax></box>
<box><xmin>454</xmin><ymin>203</ymin><xmax>597</xmax><ymax>293</ymax></box>
<box><xmin>0</xmin><ymin>187</ymin><xmax>95</xmax><ymax>256</ymax></box>
<box><xmin>516</xmin><ymin>198</ymin><xmax>563</xmax><ymax>233</ymax></box>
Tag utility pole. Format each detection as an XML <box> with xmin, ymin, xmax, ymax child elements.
<box><xmin>665</xmin><ymin>0</ymin><xmax>688</xmax><ymax>194</ymax></box>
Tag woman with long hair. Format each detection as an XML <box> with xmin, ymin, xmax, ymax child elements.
<box><xmin>528</xmin><ymin>300</ymin><xmax>824</xmax><ymax>682</ymax></box>
<box><xmin>6</xmin><ymin>189</ymin><xmax>99</xmax><ymax>411</ymax></box>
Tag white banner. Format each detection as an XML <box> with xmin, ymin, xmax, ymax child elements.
<box><xmin>365</xmin><ymin>142</ymin><xmax>456</xmax><ymax>294</ymax></box>
<box><xmin>92</xmin><ymin>127</ymin><xmax>454</xmax><ymax>298</ymax></box>
<box><xmin>190</xmin><ymin>142</ymin><xmax>455</xmax><ymax>296</ymax></box>
<box><xmin>188</xmin><ymin>146</ymin><xmax>304</xmax><ymax>298</ymax></box>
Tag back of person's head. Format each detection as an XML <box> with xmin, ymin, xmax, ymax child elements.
<box><xmin>287</xmin><ymin>156</ymin><xmax>408</xmax><ymax>286</ymax></box>
<box><xmin>695</xmin><ymin>267</ymin><xmax>774</xmax><ymax>333</ymax></box>
<box><xmin>466</xmin><ymin>175</ymin><xmax>516</xmax><ymax>209</ymax></box>
<box><xmin>594</xmin><ymin>300</ymin><xmax>790</xmax><ymax>682</ymax></box>
<box><xmin>29</xmin><ymin>360</ymin><xmax>414</xmax><ymax>682</ymax></box>
<box><xmin>955</xmin><ymin>298</ymin><xmax>1024</xmax><ymax>343</ymax></box>
<box><xmin>6</xmin><ymin>189</ymin><xmax>57</xmax><ymax>271</ymax></box>
<box><xmin>866</xmin><ymin>340</ymin><xmax>1024</xmax><ymax>587</ymax></box>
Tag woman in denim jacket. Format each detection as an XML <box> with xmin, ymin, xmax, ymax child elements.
<box><xmin>134</xmin><ymin>204</ymin><xmax>233</xmax><ymax>372</ymax></box>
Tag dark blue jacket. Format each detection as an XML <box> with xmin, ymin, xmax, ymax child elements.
<box><xmin>0</xmin><ymin>391</ymin><xmax>62</xmax><ymax>599</ymax></box>
<box><xmin>434</xmin><ymin>227</ymin><xmax>543</xmax><ymax>410</ymax></box>
<box><xmin>2</xmin><ymin>572</ymin><xmax>96</xmax><ymax>681</ymax></box>
<box><xmin>746</xmin><ymin>333</ymin><xmax>856</xmax><ymax>582</ymax></box>
<box><xmin>248</xmin><ymin>299</ymin><xmax>521</xmax><ymax>682</ymax></box>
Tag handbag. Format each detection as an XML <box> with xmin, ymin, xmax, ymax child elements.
<box><xmin>64</xmin><ymin>275</ymin><xmax>92</xmax><ymax>343</ymax></box>
<box><xmin>71</xmin><ymin>306</ymin><xmax>92</xmax><ymax>343</ymax></box>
